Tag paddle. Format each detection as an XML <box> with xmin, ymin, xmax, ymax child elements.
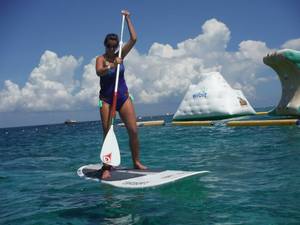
<box><xmin>100</xmin><ymin>14</ymin><xmax>126</xmax><ymax>167</ymax></box>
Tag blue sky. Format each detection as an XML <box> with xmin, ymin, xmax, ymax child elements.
<box><xmin>0</xmin><ymin>0</ymin><xmax>300</xmax><ymax>128</ymax></box>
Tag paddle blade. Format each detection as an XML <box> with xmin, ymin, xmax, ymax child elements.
<box><xmin>100</xmin><ymin>125</ymin><xmax>121</xmax><ymax>167</ymax></box>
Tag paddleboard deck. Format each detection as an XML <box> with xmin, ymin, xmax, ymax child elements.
<box><xmin>77</xmin><ymin>164</ymin><xmax>209</xmax><ymax>189</ymax></box>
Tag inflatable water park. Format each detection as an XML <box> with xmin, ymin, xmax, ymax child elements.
<box><xmin>172</xmin><ymin>71</ymin><xmax>256</xmax><ymax>121</ymax></box>
<box><xmin>122</xmin><ymin>49</ymin><xmax>300</xmax><ymax>127</ymax></box>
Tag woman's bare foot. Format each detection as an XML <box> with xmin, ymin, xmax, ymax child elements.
<box><xmin>99</xmin><ymin>164</ymin><xmax>112</xmax><ymax>179</ymax></box>
<box><xmin>100</xmin><ymin>169</ymin><xmax>111</xmax><ymax>179</ymax></box>
<box><xmin>134</xmin><ymin>161</ymin><xmax>148</xmax><ymax>170</ymax></box>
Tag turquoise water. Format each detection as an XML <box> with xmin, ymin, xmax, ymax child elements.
<box><xmin>1</xmin><ymin>115</ymin><xmax>300</xmax><ymax>224</ymax></box>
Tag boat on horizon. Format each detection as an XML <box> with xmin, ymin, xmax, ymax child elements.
<box><xmin>64</xmin><ymin>119</ymin><xmax>77</xmax><ymax>125</ymax></box>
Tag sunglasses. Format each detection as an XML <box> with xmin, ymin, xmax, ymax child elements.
<box><xmin>106</xmin><ymin>43</ymin><xmax>118</xmax><ymax>49</ymax></box>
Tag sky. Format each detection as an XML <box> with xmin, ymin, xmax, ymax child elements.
<box><xmin>0</xmin><ymin>0</ymin><xmax>300</xmax><ymax>128</ymax></box>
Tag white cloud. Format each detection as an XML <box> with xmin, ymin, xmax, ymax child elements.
<box><xmin>176</xmin><ymin>18</ymin><xmax>231</xmax><ymax>56</ymax></box>
<box><xmin>74</xmin><ymin>58</ymin><xmax>99</xmax><ymax>107</ymax></box>
<box><xmin>0</xmin><ymin>18</ymin><xmax>299</xmax><ymax>112</ymax></box>
<box><xmin>238</xmin><ymin>40</ymin><xmax>270</xmax><ymax>63</ymax></box>
<box><xmin>0</xmin><ymin>80</ymin><xmax>21</xmax><ymax>111</ymax></box>
<box><xmin>125</xmin><ymin>19</ymin><xmax>274</xmax><ymax>102</ymax></box>
<box><xmin>148</xmin><ymin>18</ymin><xmax>231</xmax><ymax>59</ymax></box>
<box><xmin>0</xmin><ymin>51</ymin><xmax>83</xmax><ymax>112</ymax></box>
<box><xmin>281</xmin><ymin>38</ymin><xmax>300</xmax><ymax>50</ymax></box>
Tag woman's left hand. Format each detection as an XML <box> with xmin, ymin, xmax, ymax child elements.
<box><xmin>121</xmin><ymin>10</ymin><xmax>130</xmax><ymax>17</ymax></box>
<box><xmin>114</xmin><ymin>57</ymin><xmax>123</xmax><ymax>66</ymax></box>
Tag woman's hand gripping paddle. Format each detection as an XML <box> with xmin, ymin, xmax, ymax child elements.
<box><xmin>100</xmin><ymin>14</ymin><xmax>125</xmax><ymax>167</ymax></box>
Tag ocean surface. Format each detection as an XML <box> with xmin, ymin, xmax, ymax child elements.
<box><xmin>1</xmin><ymin>114</ymin><xmax>300</xmax><ymax>225</ymax></box>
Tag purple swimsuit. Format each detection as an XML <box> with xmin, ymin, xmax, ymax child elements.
<box><xmin>99</xmin><ymin>63</ymin><xmax>129</xmax><ymax>111</ymax></box>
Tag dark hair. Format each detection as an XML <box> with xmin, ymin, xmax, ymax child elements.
<box><xmin>104</xmin><ymin>33</ymin><xmax>119</xmax><ymax>47</ymax></box>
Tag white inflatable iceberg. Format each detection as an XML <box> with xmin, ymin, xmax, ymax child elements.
<box><xmin>173</xmin><ymin>72</ymin><xmax>256</xmax><ymax>121</ymax></box>
<box><xmin>263</xmin><ymin>49</ymin><xmax>300</xmax><ymax>116</ymax></box>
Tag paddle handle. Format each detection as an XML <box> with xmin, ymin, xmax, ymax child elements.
<box><xmin>110</xmin><ymin>14</ymin><xmax>125</xmax><ymax>120</ymax></box>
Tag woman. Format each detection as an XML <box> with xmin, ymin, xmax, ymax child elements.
<box><xmin>95</xmin><ymin>10</ymin><xmax>147</xmax><ymax>179</ymax></box>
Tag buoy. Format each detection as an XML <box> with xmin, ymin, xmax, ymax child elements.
<box><xmin>226</xmin><ymin>119</ymin><xmax>299</xmax><ymax>126</ymax></box>
<box><xmin>118</xmin><ymin>120</ymin><xmax>165</xmax><ymax>127</ymax></box>
<box><xmin>172</xmin><ymin>121</ymin><xmax>214</xmax><ymax>126</ymax></box>
<box><xmin>256</xmin><ymin>111</ymin><xmax>269</xmax><ymax>115</ymax></box>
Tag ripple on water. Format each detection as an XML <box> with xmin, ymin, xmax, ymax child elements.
<box><xmin>1</xmin><ymin>118</ymin><xmax>300</xmax><ymax>224</ymax></box>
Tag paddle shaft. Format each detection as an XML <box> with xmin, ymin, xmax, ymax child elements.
<box><xmin>110</xmin><ymin>15</ymin><xmax>126</xmax><ymax>123</ymax></box>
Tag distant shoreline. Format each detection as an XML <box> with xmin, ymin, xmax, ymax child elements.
<box><xmin>0</xmin><ymin>106</ymin><xmax>274</xmax><ymax>129</ymax></box>
<box><xmin>0</xmin><ymin>114</ymin><xmax>174</xmax><ymax>130</ymax></box>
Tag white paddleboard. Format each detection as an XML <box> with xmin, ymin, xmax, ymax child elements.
<box><xmin>77</xmin><ymin>164</ymin><xmax>209</xmax><ymax>189</ymax></box>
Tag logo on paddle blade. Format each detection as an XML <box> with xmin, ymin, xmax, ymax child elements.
<box><xmin>103</xmin><ymin>153</ymin><xmax>112</xmax><ymax>163</ymax></box>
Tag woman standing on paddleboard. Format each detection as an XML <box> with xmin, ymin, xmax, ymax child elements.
<box><xmin>96</xmin><ymin>10</ymin><xmax>147</xmax><ymax>179</ymax></box>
